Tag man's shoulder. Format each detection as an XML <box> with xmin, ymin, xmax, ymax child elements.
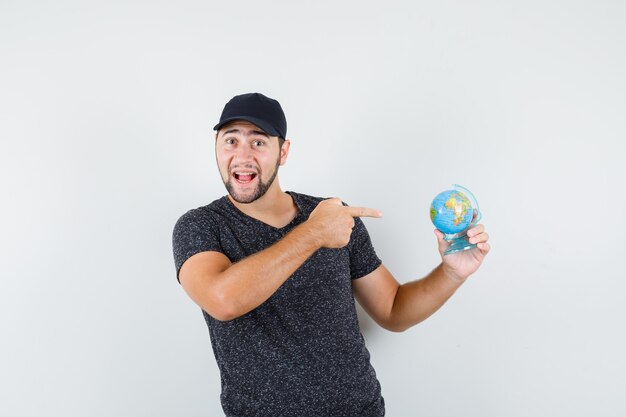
<box><xmin>173</xmin><ymin>196</ymin><xmax>227</xmax><ymax>229</ymax></box>
<box><xmin>289</xmin><ymin>191</ymin><xmax>359</xmax><ymax>208</ymax></box>
<box><xmin>288</xmin><ymin>190</ymin><xmax>331</xmax><ymax>213</ymax></box>
<box><xmin>289</xmin><ymin>190</ymin><xmax>325</xmax><ymax>204</ymax></box>
<box><xmin>289</xmin><ymin>191</ymin><xmax>369</xmax><ymax>217</ymax></box>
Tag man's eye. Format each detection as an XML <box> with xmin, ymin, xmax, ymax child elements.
<box><xmin>225</xmin><ymin>138</ymin><xmax>235</xmax><ymax>144</ymax></box>
<box><xmin>254</xmin><ymin>140</ymin><xmax>264</xmax><ymax>146</ymax></box>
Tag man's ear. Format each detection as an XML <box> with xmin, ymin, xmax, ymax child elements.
<box><xmin>279</xmin><ymin>138</ymin><xmax>291</xmax><ymax>166</ymax></box>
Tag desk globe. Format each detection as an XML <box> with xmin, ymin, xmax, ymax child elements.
<box><xmin>430</xmin><ymin>184</ymin><xmax>482</xmax><ymax>256</ymax></box>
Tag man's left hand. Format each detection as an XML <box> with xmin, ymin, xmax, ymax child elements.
<box><xmin>434</xmin><ymin>219</ymin><xmax>491</xmax><ymax>283</ymax></box>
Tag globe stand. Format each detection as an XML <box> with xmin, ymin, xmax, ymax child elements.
<box><xmin>443</xmin><ymin>231</ymin><xmax>477</xmax><ymax>256</ymax></box>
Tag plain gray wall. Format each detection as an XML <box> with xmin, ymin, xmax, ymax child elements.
<box><xmin>2</xmin><ymin>1</ymin><xmax>625</xmax><ymax>416</ymax></box>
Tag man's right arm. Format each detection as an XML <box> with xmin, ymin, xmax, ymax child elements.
<box><xmin>179</xmin><ymin>221</ymin><xmax>321</xmax><ymax>321</ymax></box>
<box><xmin>178</xmin><ymin>198</ymin><xmax>382</xmax><ymax>321</ymax></box>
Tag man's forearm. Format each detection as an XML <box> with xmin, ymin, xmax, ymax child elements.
<box><xmin>388</xmin><ymin>263</ymin><xmax>464</xmax><ymax>332</ymax></box>
<box><xmin>216</xmin><ymin>222</ymin><xmax>321</xmax><ymax>320</ymax></box>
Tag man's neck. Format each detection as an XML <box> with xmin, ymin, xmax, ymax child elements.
<box><xmin>227</xmin><ymin>182</ymin><xmax>296</xmax><ymax>224</ymax></box>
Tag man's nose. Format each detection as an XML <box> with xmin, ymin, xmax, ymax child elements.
<box><xmin>233</xmin><ymin>144</ymin><xmax>254</xmax><ymax>162</ymax></box>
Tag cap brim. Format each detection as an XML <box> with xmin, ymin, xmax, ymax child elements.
<box><xmin>213</xmin><ymin>116</ymin><xmax>281</xmax><ymax>138</ymax></box>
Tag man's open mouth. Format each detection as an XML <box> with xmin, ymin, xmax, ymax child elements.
<box><xmin>233</xmin><ymin>171</ymin><xmax>258</xmax><ymax>184</ymax></box>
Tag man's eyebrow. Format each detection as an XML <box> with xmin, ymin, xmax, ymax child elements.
<box><xmin>221</xmin><ymin>128</ymin><xmax>269</xmax><ymax>138</ymax></box>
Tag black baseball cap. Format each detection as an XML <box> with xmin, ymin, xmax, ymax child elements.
<box><xmin>213</xmin><ymin>92</ymin><xmax>287</xmax><ymax>139</ymax></box>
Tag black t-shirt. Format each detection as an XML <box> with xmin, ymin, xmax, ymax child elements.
<box><xmin>172</xmin><ymin>191</ymin><xmax>385</xmax><ymax>416</ymax></box>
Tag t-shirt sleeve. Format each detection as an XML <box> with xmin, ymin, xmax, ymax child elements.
<box><xmin>346</xmin><ymin>210</ymin><xmax>383</xmax><ymax>280</ymax></box>
<box><xmin>171</xmin><ymin>208</ymin><xmax>223</xmax><ymax>285</ymax></box>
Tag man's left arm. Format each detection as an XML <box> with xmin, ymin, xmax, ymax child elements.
<box><xmin>352</xmin><ymin>223</ymin><xmax>490</xmax><ymax>332</ymax></box>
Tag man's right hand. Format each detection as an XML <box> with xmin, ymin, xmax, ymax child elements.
<box><xmin>305</xmin><ymin>198</ymin><xmax>383</xmax><ymax>249</ymax></box>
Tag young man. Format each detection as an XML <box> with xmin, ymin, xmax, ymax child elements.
<box><xmin>172</xmin><ymin>92</ymin><xmax>490</xmax><ymax>417</ymax></box>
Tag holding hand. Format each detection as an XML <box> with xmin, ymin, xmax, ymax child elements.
<box><xmin>435</xmin><ymin>218</ymin><xmax>491</xmax><ymax>283</ymax></box>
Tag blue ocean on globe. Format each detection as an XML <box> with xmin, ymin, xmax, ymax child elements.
<box><xmin>430</xmin><ymin>190</ymin><xmax>474</xmax><ymax>235</ymax></box>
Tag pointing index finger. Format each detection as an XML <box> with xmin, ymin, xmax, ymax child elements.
<box><xmin>346</xmin><ymin>206</ymin><xmax>383</xmax><ymax>218</ymax></box>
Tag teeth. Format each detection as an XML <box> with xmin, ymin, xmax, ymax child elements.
<box><xmin>234</xmin><ymin>172</ymin><xmax>255</xmax><ymax>175</ymax></box>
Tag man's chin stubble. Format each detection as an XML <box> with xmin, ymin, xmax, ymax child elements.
<box><xmin>225</xmin><ymin>183</ymin><xmax>264</xmax><ymax>204</ymax></box>
<box><xmin>224</xmin><ymin>176</ymin><xmax>273</xmax><ymax>204</ymax></box>
<box><xmin>222</xmin><ymin>157</ymin><xmax>281</xmax><ymax>204</ymax></box>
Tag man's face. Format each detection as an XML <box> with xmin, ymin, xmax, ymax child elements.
<box><xmin>215</xmin><ymin>121</ymin><xmax>286</xmax><ymax>204</ymax></box>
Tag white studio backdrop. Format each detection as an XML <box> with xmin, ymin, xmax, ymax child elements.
<box><xmin>1</xmin><ymin>1</ymin><xmax>625</xmax><ymax>416</ymax></box>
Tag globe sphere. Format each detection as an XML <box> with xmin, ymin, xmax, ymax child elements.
<box><xmin>430</xmin><ymin>190</ymin><xmax>474</xmax><ymax>235</ymax></box>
